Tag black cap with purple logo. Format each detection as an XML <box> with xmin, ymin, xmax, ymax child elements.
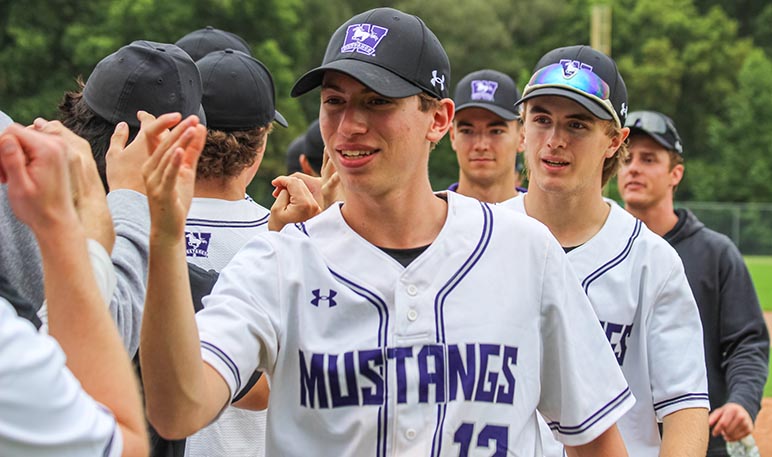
<box><xmin>196</xmin><ymin>49</ymin><xmax>287</xmax><ymax>131</ymax></box>
<box><xmin>516</xmin><ymin>45</ymin><xmax>628</xmax><ymax>127</ymax></box>
<box><xmin>453</xmin><ymin>69</ymin><xmax>521</xmax><ymax>121</ymax></box>
<box><xmin>291</xmin><ymin>7</ymin><xmax>450</xmax><ymax>99</ymax></box>
<box><xmin>83</xmin><ymin>40</ymin><xmax>205</xmax><ymax>128</ymax></box>
<box><xmin>176</xmin><ymin>26</ymin><xmax>251</xmax><ymax>62</ymax></box>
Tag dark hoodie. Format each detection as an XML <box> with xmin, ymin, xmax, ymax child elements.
<box><xmin>664</xmin><ymin>208</ymin><xmax>770</xmax><ymax>456</ymax></box>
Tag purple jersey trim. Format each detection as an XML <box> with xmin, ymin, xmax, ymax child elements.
<box><xmin>201</xmin><ymin>340</ymin><xmax>242</xmax><ymax>394</ymax></box>
<box><xmin>581</xmin><ymin>219</ymin><xmax>642</xmax><ymax>293</ymax></box>
<box><xmin>329</xmin><ymin>269</ymin><xmax>390</xmax><ymax>457</ymax></box>
<box><xmin>547</xmin><ymin>387</ymin><xmax>633</xmax><ymax>435</ymax></box>
<box><xmin>652</xmin><ymin>392</ymin><xmax>710</xmax><ymax>411</ymax></box>
<box><xmin>186</xmin><ymin>214</ymin><xmax>269</xmax><ymax>228</ymax></box>
<box><xmin>431</xmin><ymin>201</ymin><xmax>494</xmax><ymax>457</ymax></box>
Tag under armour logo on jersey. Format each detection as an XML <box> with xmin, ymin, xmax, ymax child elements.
<box><xmin>185</xmin><ymin>231</ymin><xmax>211</xmax><ymax>258</ymax></box>
<box><xmin>430</xmin><ymin>70</ymin><xmax>445</xmax><ymax>91</ymax></box>
<box><xmin>311</xmin><ymin>289</ymin><xmax>338</xmax><ymax>308</ymax></box>
<box><xmin>559</xmin><ymin>59</ymin><xmax>593</xmax><ymax>79</ymax></box>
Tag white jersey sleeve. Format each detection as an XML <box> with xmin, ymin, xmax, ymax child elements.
<box><xmin>647</xmin><ymin>247</ymin><xmax>710</xmax><ymax>419</ymax></box>
<box><xmin>0</xmin><ymin>298</ymin><xmax>122</xmax><ymax>457</ymax></box>
<box><xmin>536</xmin><ymin>229</ymin><xmax>635</xmax><ymax>446</ymax></box>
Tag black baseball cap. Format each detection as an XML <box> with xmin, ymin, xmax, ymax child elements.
<box><xmin>453</xmin><ymin>69</ymin><xmax>521</xmax><ymax>121</ymax></box>
<box><xmin>286</xmin><ymin>133</ymin><xmax>305</xmax><ymax>174</ymax></box>
<box><xmin>291</xmin><ymin>7</ymin><xmax>450</xmax><ymax>99</ymax></box>
<box><xmin>516</xmin><ymin>45</ymin><xmax>628</xmax><ymax>127</ymax></box>
<box><xmin>625</xmin><ymin>110</ymin><xmax>683</xmax><ymax>154</ymax></box>
<box><xmin>303</xmin><ymin>119</ymin><xmax>324</xmax><ymax>172</ymax></box>
<box><xmin>83</xmin><ymin>40</ymin><xmax>205</xmax><ymax>128</ymax></box>
<box><xmin>176</xmin><ymin>26</ymin><xmax>251</xmax><ymax>62</ymax></box>
<box><xmin>196</xmin><ymin>49</ymin><xmax>287</xmax><ymax>131</ymax></box>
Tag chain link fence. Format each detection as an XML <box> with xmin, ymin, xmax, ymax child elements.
<box><xmin>676</xmin><ymin>202</ymin><xmax>772</xmax><ymax>256</ymax></box>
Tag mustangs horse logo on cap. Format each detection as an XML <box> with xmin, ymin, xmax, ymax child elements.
<box><xmin>470</xmin><ymin>80</ymin><xmax>499</xmax><ymax>101</ymax></box>
<box><xmin>341</xmin><ymin>24</ymin><xmax>389</xmax><ymax>56</ymax></box>
<box><xmin>560</xmin><ymin>59</ymin><xmax>593</xmax><ymax>79</ymax></box>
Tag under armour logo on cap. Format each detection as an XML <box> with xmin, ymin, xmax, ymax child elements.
<box><xmin>430</xmin><ymin>70</ymin><xmax>445</xmax><ymax>91</ymax></box>
<box><xmin>341</xmin><ymin>24</ymin><xmax>389</xmax><ymax>56</ymax></box>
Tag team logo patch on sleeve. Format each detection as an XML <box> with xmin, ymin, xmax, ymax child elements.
<box><xmin>341</xmin><ymin>24</ymin><xmax>389</xmax><ymax>56</ymax></box>
<box><xmin>185</xmin><ymin>231</ymin><xmax>212</xmax><ymax>258</ymax></box>
<box><xmin>470</xmin><ymin>80</ymin><xmax>498</xmax><ymax>101</ymax></box>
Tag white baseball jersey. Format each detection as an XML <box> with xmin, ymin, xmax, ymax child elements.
<box><xmin>184</xmin><ymin>196</ymin><xmax>270</xmax><ymax>457</ymax></box>
<box><xmin>196</xmin><ymin>191</ymin><xmax>634</xmax><ymax>456</ymax></box>
<box><xmin>501</xmin><ymin>195</ymin><xmax>709</xmax><ymax>456</ymax></box>
<box><xmin>184</xmin><ymin>195</ymin><xmax>270</xmax><ymax>271</ymax></box>
<box><xmin>0</xmin><ymin>297</ymin><xmax>122</xmax><ymax>456</ymax></box>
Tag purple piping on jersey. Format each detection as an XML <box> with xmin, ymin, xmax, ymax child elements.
<box><xmin>294</xmin><ymin>222</ymin><xmax>308</xmax><ymax>236</ymax></box>
<box><xmin>652</xmin><ymin>392</ymin><xmax>710</xmax><ymax>411</ymax></box>
<box><xmin>185</xmin><ymin>214</ymin><xmax>270</xmax><ymax>228</ymax></box>
<box><xmin>330</xmin><ymin>269</ymin><xmax>390</xmax><ymax>457</ymax></box>
<box><xmin>580</xmin><ymin>219</ymin><xmax>642</xmax><ymax>294</ymax></box>
<box><xmin>102</xmin><ymin>421</ymin><xmax>116</xmax><ymax>457</ymax></box>
<box><xmin>201</xmin><ymin>340</ymin><xmax>243</xmax><ymax>394</ymax></box>
<box><xmin>547</xmin><ymin>387</ymin><xmax>633</xmax><ymax>435</ymax></box>
<box><xmin>430</xmin><ymin>201</ymin><xmax>494</xmax><ymax>457</ymax></box>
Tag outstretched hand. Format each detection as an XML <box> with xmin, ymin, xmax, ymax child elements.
<box><xmin>107</xmin><ymin>111</ymin><xmax>184</xmax><ymax>193</ymax></box>
<box><xmin>142</xmin><ymin>115</ymin><xmax>206</xmax><ymax>244</ymax></box>
<box><xmin>0</xmin><ymin>124</ymin><xmax>77</xmax><ymax>235</ymax></box>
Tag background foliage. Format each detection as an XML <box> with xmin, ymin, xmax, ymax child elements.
<box><xmin>2</xmin><ymin>0</ymin><xmax>772</xmax><ymax>207</ymax></box>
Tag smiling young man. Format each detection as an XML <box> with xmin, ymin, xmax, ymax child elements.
<box><xmin>140</xmin><ymin>9</ymin><xmax>634</xmax><ymax>456</ymax></box>
<box><xmin>449</xmin><ymin>69</ymin><xmax>524</xmax><ymax>203</ymax></box>
<box><xmin>619</xmin><ymin>110</ymin><xmax>770</xmax><ymax>457</ymax></box>
<box><xmin>500</xmin><ymin>46</ymin><xmax>711</xmax><ymax>456</ymax></box>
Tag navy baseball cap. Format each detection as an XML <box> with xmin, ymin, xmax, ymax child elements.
<box><xmin>176</xmin><ymin>26</ymin><xmax>251</xmax><ymax>62</ymax></box>
<box><xmin>453</xmin><ymin>69</ymin><xmax>521</xmax><ymax>121</ymax></box>
<box><xmin>517</xmin><ymin>45</ymin><xmax>628</xmax><ymax>127</ymax></box>
<box><xmin>303</xmin><ymin>119</ymin><xmax>324</xmax><ymax>172</ymax></box>
<box><xmin>625</xmin><ymin>110</ymin><xmax>683</xmax><ymax>154</ymax></box>
<box><xmin>83</xmin><ymin>40</ymin><xmax>205</xmax><ymax>128</ymax></box>
<box><xmin>197</xmin><ymin>49</ymin><xmax>287</xmax><ymax>130</ymax></box>
<box><xmin>291</xmin><ymin>7</ymin><xmax>450</xmax><ymax>99</ymax></box>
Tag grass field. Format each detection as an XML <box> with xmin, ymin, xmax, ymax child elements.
<box><xmin>745</xmin><ymin>257</ymin><xmax>772</xmax><ymax>397</ymax></box>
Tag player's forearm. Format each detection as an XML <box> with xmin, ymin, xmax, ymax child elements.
<box><xmin>141</xmin><ymin>236</ymin><xmax>218</xmax><ymax>437</ymax></box>
<box><xmin>660</xmin><ymin>407</ymin><xmax>709</xmax><ymax>457</ymax></box>
<box><xmin>565</xmin><ymin>424</ymin><xmax>628</xmax><ymax>457</ymax></box>
<box><xmin>35</xmin><ymin>220</ymin><xmax>148</xmax><ymax>456</ymax></box>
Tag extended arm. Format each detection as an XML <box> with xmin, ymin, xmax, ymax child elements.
<box><xmin>0</xmin><ymin>125</ymin><xmax>147</xmax><ymax>456</ymax></box>
<box><xmin>139</xmin><ymin>116</ymin><xmax>231</xmax><ymax>439</ymax></box>
<box><xmin>661</xmin><ymin>407</ymin><xmax>709</xmax><ymax>456</ymax></box>
<box><xmin>565</xmin><ymin>424</ymin><xmax>627</xmax><ymax>457</ymax></box>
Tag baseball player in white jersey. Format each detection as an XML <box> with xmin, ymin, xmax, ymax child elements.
<box><xmin>182</xmin><ymin>48</ymin><xmax>287</xmax><ymax>457</ymax></box>
<box><xmin>139</xmin><ymin>9</ymin><xmax>635</xmax><ymax>456</ymax></box>
<box><xmin>449</xmin><ymin>69</ymin><xmax>525</xmax><ymax>202</ymax></box>
<box><xmin>0</xmin><ymin>124</ymin><xmax>147</xmax><ymax>456</ymax></box>
<box><xmin>499</xmin><ymin>45</ymin><xmax>710</xmax><ymax>456</ymax></box>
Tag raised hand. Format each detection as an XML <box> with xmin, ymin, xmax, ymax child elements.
<box><xmin>142</xmin><ymin>115</ymin><xmax>206</xmax><ymax>243</ymax></box>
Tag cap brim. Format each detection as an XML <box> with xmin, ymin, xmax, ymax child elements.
<box><xmin>291</xmin><ymin>59</ymin><xmax>422</xmax><ymax>98</ymax></box>
<box><xmin>454</xmin><ymin>102</ymin><xmax>519</xmax><ymax>121</ymax></box>
<box><xmin>274</xmin><ymin>110</ymin><xmax>288</xmax><ymax>128</ymax></box>
<box><xmin>628</xmin><ymin>127</ymin><xmax>677</xmax><ymax>152</ymax></box>
<box><xmin>516</xmin><ymin>87</ymin><xmax>613</xmax><ymax>122</ymax></box>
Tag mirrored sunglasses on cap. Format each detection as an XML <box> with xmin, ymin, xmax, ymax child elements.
<box><xmin>523</xmin><ymin>63</ymin><xmax>619</xmax><ymax>127</ymax></box>
<box><xmin>625</xmin><ymin>111</ymin><xmax>683</xmax><ymax>154</ymax></box>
